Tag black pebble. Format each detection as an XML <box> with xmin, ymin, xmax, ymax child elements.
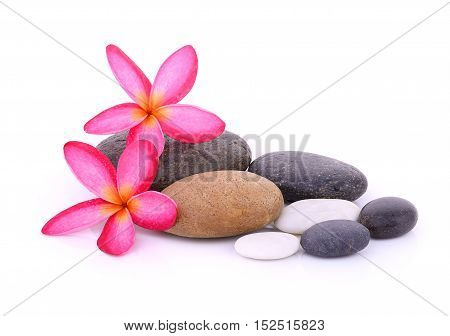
<box><xmin>248</xmin><ymin>151</ymin><xmax>367</xmax><ymax>202</ymax></box>
<box><xmin>301</xmin><ymin>220</ymin><xmax>370</xmax><ymax>257</ymax></box>
<box><xmin>97</xmin><ymin>130</ymin><xmax>252</xmax><ymax>191</ymax></box>
<box><xmin>359</xmin><ymin>197</ymin><xmax>418</xmax><ymax>239</ymax></box>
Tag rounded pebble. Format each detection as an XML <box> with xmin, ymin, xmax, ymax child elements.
<box><xmin>97</xmin><ymin>130</ymin><xmax>252</xmax><ymax>191</ymax></box>
<box><xmin>300</xmin><ymin>220</ymin><xmax>370</xmax><ymax>257</ymax></box>
<box><xmin>162</xmin><ymin>171</ymin><xmax>284</xmax><ymax>238</ymax></box>
<box><xmin>359</xmin><ymin>197</ymin><xmax>418</xmax><ymax>238</ymax></box>
<box><xmin>235</xmin><ymin>232</ymin><xmax>300</xmax><ymax>260</ymax></box>
<box><xmin>275</xmin><ymin>199</ymin><xmax>360</xmax><ymax>234</ymax></box>
<box><xmin>248</xmin><ymin>151</ymin><xmax>368</xmax><ymax>202</ymax></box>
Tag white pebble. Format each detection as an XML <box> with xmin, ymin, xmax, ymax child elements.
<box><xmin>234</xmin><ymin>232</ymin><xmax>300</xmax><ymax>260</ymax></box>
<box><xmin>274</xmin><ymin>199</ymin><xmax>360</xmax><ymax>234</ymax></box>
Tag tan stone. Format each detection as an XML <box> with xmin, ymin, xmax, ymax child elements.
<box><xmin>162</xmin><ymin>170</ymin><xmax>284</xmax><ymax>238</ymax></box>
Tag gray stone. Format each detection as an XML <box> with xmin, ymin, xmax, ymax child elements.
<box><xmin>359</xmin><ymin>197</ymin><xmax>418</xmax><ymax>239</ymax></box>
<box><xmin>248</xmin><ymin>151</ymin><xmax>367</xmax><ymax>202</ymax></box>
<box><xmin>300</xmin><ymin>220</ymin><xmax>370</xmax><ymax>257</ymax></box>
<box><xmin>97</xmin><ymin>130</ymin><xmax>252</xmax><ymax>191</ymax></box>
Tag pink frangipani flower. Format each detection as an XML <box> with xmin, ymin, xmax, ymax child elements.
<box><xmin>42</xmin><ymin>140</ymin><xmax>177</xmax><ymax>255</ymax></box>
<box><xmin>84</xmin><ymin>44</ymin><xmax>226</xmax><ymax>156</ymax></box>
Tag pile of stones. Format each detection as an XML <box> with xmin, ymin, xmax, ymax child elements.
<box><xmin>98</xmin><ymin>130</ymin><xmax>418</xmax><ymax>260</ymax></box>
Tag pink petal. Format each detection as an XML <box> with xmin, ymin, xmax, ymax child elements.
<box><xmin>126</xmin><ymin>115</ymin><xmax>165</xmax><ymax>156</ymax></box>
<box><xmin>42</xmin><ymin>199</ymin><xmax>122</xmax><ymax>235</ymax></box>
<box><xmin>150</xmin><ymin>45</ymin><xmax>198</xmax><ymax>108</ymax></box>
<box><xmin>154</xmin><ymin>104</ymin><xmax>225</xmax><ymax>143</ymax></box>
<box><xmin>106</xmin><ymin>44</ymin><xmax>151</xmax><ymax>109</ymax></box>
<box><xmin>84</xmin><ymin>103</ymin><xmax>147</xmax><ymax>134</ymax></box>
<box><xmin>97</xmin><ymin>208</ymin><xmax>135</xmax><ymax>255</ymax></box>
<box><xmin>127</xmin><ymin>191</ymin><xmax>177</xmax><ymax>230</ymax></box>
<box><xmin>64</xmin><ymin>141</ymin><xmax>122</xmax><ymax>204</ymax></box>
<box><xmin>117</xmin><ymin>140</ymin><xmax>159</xmax><ymax>202</ymax></box>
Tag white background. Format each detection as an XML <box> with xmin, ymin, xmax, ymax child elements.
<box><xmin>0</xmin><ymin>0</ymin><xmax>449</xmax><ymax>334</ymax></box>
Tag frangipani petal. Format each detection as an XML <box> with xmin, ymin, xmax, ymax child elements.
<box><xmin>42</xmin><ymin>199</ymin><xmax>122</xmax><ymax>235</ymax></box>
<box><xmin>127</xmin><ymin>115</ymin><xmax>165</xmax><ymax>156</ymax></box>
<box><xmin>106</xmin><ymin>44</ymin><xmax>151</xmax><ymax>109</ymax></box>
<box><xmin>117</xmin><ymin>140</ymin><xmax>159</xmax><ymax>202</ymax></box>
<box><xmin>154</xmin><ymin>104</ymin><xmax>225</xmax><ymax>143</ymax></box>
<box><xmin>97</xmin><ymin>208</ymin><xmax>135</xmax><ymax>255</ymax></box>
<box><xmin>150</xmin><ymin>45</ymin><xmax>197</xmax><ymax>108</ymax></box>
<box><xmin>127</xmin><ymin>191</ymin><xmax>177</xmax><ymax>230</ymax></box>
<box><xmin>64</xmin><ymin>141</ymin><xmax>122</xmax><ymax>204</ymax></box>
<box><xmin>84</xmin><ymin>103</ymin><xmax>147</xmax><ymax>134</ymax></box>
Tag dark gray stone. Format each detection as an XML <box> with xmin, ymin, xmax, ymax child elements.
<box><xmin>359</xmin><ymin>197</ymin><xmax>418</xmax><ymax>239</ymax></box>
<box><xmin>96</xmin><ymin>132</ymin><xmax>128</xmax><ymax>168</ymax></box>
<box><xmin>248</xmin><ymin>151</ymin><xmax>367</xmax><ymax>202</ymax></box>
<box><xmin>300</xmin><ymin>220</ymin><xmax>370</xmax><ymax>257</ymax></box>
<box><xmin>97</xmin><ymin>130</ymin><xmax>252</xmax><ymax>191</ymax></box>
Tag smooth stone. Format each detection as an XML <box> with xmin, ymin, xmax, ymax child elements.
<box><xmin>162</xmin><ymin>171</ymin><xmax>284</xmax><ymax>238</ymax></box>
<box><xmin>275</xmin><ymin>199</ymin><xmax>360</xmax><ymax>234</ymax></box>
<box><xmin>248</xmin><ymin>151</ymin><xmax>367</xmax><ymax>202</ymax></box>
<box><xmin>97</xmin><ymin>130</ymin><xmax>252</xmax><ymax>191</ymax></box>
<box><xmin>234</xmin><ymin>232</ymin><xmax>300</xmax><ymax>260</ymax></box>
<box><xmin>359</xmin><ymin>197</ymin><xmax>418</xmax><ymax>238</ymax></box>
<box><xmin>300</xmin><ymin>220</ymin><xmax>370</xmax><ymax>257</ymax></box>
